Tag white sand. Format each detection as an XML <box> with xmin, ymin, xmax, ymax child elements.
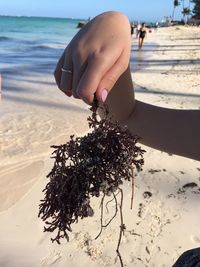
<box><xmin>0</xmin><ymin>26</ymin><xmax>200</xmax><ymax>267</ymax></box>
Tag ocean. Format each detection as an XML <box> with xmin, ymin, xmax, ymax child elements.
<box><xmin>0</xmin><ymin>16</ymin><xmax>83</xmax><ymax>74</ymax></box>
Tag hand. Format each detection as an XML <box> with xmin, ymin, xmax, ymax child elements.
<box><xmin>54</xmin><ymin>11</ymin><xmax>131</xmax><ymax>104</ymax></box>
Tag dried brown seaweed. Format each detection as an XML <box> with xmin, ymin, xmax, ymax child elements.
<box><xmin>38</xmin><ymin>98</ymin><xmax>145</xmax><ymax>266</ymax></box>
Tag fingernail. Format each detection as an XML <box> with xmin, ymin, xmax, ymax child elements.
<box><xmin>101</xmin><ymin>89</ymin><xmax>108</xmax><ymax>103</ymax></box>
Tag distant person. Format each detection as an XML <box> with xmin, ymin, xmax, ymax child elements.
<box><xmin>138</xmin><ymin>22</ymin><xmax>147</xmax><ymax>49</ymax></box>
<box><xmin>155</xmin><ymin>21</ymin><xmax>159</xmax><ymax>30</ymax></box>
<box><xmin>130</xmin><ymin>21</ymin><xmax>135</xmax><ymax>36</ymax></box>
<box><xmin>136</xmin><ymin>21</ymin><xmax>141</xmax><ymax>38</ymax></box>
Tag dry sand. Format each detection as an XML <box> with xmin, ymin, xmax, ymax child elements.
<box><xmin>0</xmin><ymin>26</ymin><xmax>200</xmax><ymax>267</ymax></box>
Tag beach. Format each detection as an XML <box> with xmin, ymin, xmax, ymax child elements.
<box><xmin>0</xmin><ymin>23</ymin><xmax>200</xmax><ymax>267</ymax></box>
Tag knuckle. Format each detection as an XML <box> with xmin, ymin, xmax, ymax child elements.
<box><xmin>120</xmin><ymin>60</ymin><xmax>129</xmax><ymax>72</ymax></box>
<box><xmin>91</xmin><ymin>50</ymin><xmax>106</xmax><ymax>62</ymax></box>
<box><xmin>72</xmin><ymin>39</ymin><xmax>85</xmax><ymax>58</ymax></box>
<box><xmin>106</xmin><ymin>74</ymin><xmax>118</xmax><ymax>86</ymax></box>
<box><xmin>73</xmin><ymin>45</ymin><xmax>84</xmax><ymax>58</ymax></box>
<box><xmin>73</xmin><ymin>51</ymin><xmax>81</xmax><ymax>62</ymax></box>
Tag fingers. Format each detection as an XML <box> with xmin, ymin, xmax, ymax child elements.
<box><xmin>54</xmin><ymin>48</ymin><xmax>87</xmax><ymax>99</ymax></box>
<box><xmin>76</xmin><ymin>50</ymin><xmax>120</xmax><ymax>104</ymax></box>
<box><xmin>96</xmin><ymin>49</ymin><xmax>130</xmax><ymax>102</ymax></box>
<box><xmin>54</xmin><ymin>47</ymin><xmax>129</xmax><ymax>104</ymax></box>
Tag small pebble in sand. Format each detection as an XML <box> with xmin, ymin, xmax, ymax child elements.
<box><xmin>143</xmin><ymin>191</ymin><xmax>152</xmax><ymax>199</ymax></box>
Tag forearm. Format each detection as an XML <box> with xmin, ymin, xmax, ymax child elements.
<box><xmin>126</xmin><ymin>101</ymin><xmax>200</xmax><ymax>161</ymax></box>
<box><xmin>103</xmin><ymin>68</ymin><xmax>200</xmax><ymax>161</ymax></box>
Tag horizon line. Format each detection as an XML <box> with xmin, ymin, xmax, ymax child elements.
<box><xmin>0</xmin><ymin>14</ymin><xmax>162</xmax><ymax>23</ymax></box>
<box><xmin>0</xmin><ymin>14</ymin><xmax>86</xmax><ymax>20</ymax></box>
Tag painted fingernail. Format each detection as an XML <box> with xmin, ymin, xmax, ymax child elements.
<box><xmin>101</xmin><ymin>89</ymin><xmax>108</xmax><ymax>103</ymax></box>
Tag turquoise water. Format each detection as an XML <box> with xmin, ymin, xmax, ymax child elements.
<box><xmin>0</xmin><ymin>16</ymin><xmax>156</xmax><ymax>75</ymax></box>
<box><xmin>0</xmin><ymin>16</ymin><xmax>83</xmax><ymax>72</ymax></box>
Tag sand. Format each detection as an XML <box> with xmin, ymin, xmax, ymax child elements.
<box><xmin>0</xmin><ymin>26</ymin><xmax>200</xmax><ymax>267</ymax></box>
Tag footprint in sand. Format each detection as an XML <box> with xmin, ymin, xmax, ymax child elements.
<box><xmin>0</xmin><ymin>160</ymin><xmax>44</xmax><ymax>211</ymax></box>
<box><xmin>38</xmin><ymin>250</ymin><xmax>62</xmax><ymax>267</ymax></box>
<box><xmin>191</xmin><ymin>235</ymin><xmax>200</xmax><ymax>244</ymax></box>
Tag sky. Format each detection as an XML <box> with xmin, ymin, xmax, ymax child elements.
<box><xmin>0</xmin><ymin>0</ymin><xmax>193</xmax><ymax>21</ymax></box>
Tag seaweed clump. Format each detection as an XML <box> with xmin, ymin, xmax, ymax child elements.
<box><xmin>38</xmin><ymin>98</ymin><xmax>145</xmax><ymax>266</ymax></box>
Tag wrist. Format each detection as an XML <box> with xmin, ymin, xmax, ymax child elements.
<box><xmin>99</xmin><ymin>66</ymin><xmax>135</xmax><ymax>123</ymax></box>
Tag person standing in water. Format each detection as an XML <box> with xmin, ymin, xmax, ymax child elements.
<box><xmin>138</xmin><ymin>22</ymin><xmax>147</xmax><ymax>49</ymax></box>
<box><xmin>155</xmin><ymin>21</ymin><xmax>159</xmax><ymax>30</ymax></box>
<box><xmin>136</xmin><ymin>21</ymin><xmax>141</xmax><ymax>38</ymax></box>
<box><xmin>130</xmin><ymin>21</ymin><xmax>135</xmax><ymax>36</ymax></box>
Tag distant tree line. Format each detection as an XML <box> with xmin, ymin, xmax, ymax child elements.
<box><xmin>172</xmin><ymin>0</ymin><xmax>200</xmax><ymax>21</ymax></box>
<box><xmin>192</xmin><ymin>0</ymin><xmax>200</xmax><ymax>18</ymax></box>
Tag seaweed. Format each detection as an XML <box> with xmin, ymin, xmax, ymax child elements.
<box><xmin>38</xmin><ymin>98</ymin><xmax>145</xmax><ymax>266</ymax></box>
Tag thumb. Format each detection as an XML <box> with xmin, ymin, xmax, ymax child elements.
<box><xmin>96</xmin><ymin>51</ymin><xmax>129</xmax><ymax>103</ymax></box>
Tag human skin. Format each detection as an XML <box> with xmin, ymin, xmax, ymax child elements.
<box><xmin>138</xmin><ymin>24</ymin><xmax>147</xmax><ymax>49</ymax></box>
<box><xmin>104</xmin><ymin>67</ymin><xmax>200</xmax><ymax>161</ymax></box>
<box><xmin>54</xmin><ymin>11</ymin><xmax>131</xmax><ymax>104</ymax></box>
<box><xmin>54</xmin><ymin>11</ymin><xmax>200</xmax><ymax>161</ymax></box>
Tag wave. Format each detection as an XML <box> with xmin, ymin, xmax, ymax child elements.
<box><xmin>0</xmin><ymin>36</ymin><xmax>13</xmax><ymax>41</ymax></box>
<box><xmin>33</xmin><ymin>45</ymin><xmax>54</xmax><ymax>50</ymax></box>
<box><xmin>31</xmin><ymin>44</ymin><xmax>65</xmax><ymax>50</ymax></box>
